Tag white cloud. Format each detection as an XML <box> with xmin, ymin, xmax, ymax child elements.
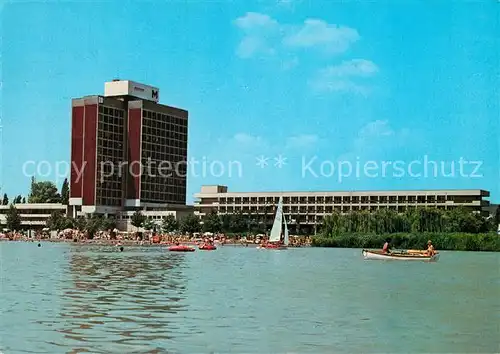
<box><xmin>286</xmin><ymin>134</ymin><xmax>320</xmax><ymax>148</ymax></box>
<box><xmin>234</xmin><ymin>12</ymin><xmax>278</xmax><ymax>30</ymax></box>
<box><xmin>336</xmin><ymin>120</ymin><xmax>410</xmax><ymax>161</ymax></box>
<box><xmin>353</xmin><ymin>120</ymin><xmax>411</xmax><ymax>151</ymax></box>
<box><xmin>232</xmin><ymin>133</ymin><xmax>266</xmax><ymax>146</ymax></box>
<box><xmin>233</xmin><ymin>14</ymin><xmax>359</xmax><ymax>59</ymax></box>
<box><xmin>236</xmin><ymin>37</ymin><xmax>275</xmax><ymax>58</ymax></box>
<box><xmin>233</xmin><ymin>13</ymin><xmax>281</xmax><ymax>58</ymax></box>
<box><xmin>283</xmin><ymin>19</ymin><xmax>360</xmax><ymax>53</ymax></box>
<box><xmin>357</xmin><ymin>120</ymin><xmax>394</xmax><ymax>139</ymax></box>
<box><xmin>309</xmin><ymin>59</ymin><xmax>378</xmax><ymax>94</ymax></box>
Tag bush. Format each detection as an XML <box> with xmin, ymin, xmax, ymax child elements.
<box><xmin>312</xmin><ymin>232</ymin><xmax>500</xmax><ymax>252</ymax></box>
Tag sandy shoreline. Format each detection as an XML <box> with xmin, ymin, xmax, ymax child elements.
<box><xmin>0</xmin><ymin>239</ymin><xmax>310</xmax><ymax>248</ymax></box>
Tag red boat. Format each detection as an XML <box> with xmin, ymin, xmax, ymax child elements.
<box><xmin>199</xmin><ymin>243</ymin><xmax>217</xmax><ymax>250</ymax></box>
<box><xmin>261</xmin><ymin>242</ymin><xmax>287</xmax><ymax>250</ymax></box>
<box><xmin>168</xmin><ymin>245</ymin><xmax>195</xmax><ymax>252</ymax></box>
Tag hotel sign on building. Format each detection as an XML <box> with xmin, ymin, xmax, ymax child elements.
<box><xmin>104</xmin><ymin>80</ymin><xmax>160</xmax><ymax>103</ymax></box>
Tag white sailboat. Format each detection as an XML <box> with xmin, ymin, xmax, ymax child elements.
<box><xmin>261</xmin><ymin>196</ymin><xmax>288</xmax><ymax>250</ymax></box>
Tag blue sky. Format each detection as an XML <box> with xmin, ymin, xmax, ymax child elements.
<box><xmin>1</xmin><ymin>0</ymin><xmax>499</xmax><ymax>204</ymax></box>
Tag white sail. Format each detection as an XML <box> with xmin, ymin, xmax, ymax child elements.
<box><xmin>283</xmin><ymin>215</ymin><xmax>289</xmax><ymax>246</ymax></box>
<box><xmin>268</xmin><ymin>196</ymin><xmax>283</xmax><ymax>242</ymax></box>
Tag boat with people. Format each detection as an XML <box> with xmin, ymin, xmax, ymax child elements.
<box><xmin>362</xmin><ymin>249</ymin><xmax>439</xmax><ymax>262</ymax></box>
<box><xmin>168</xmin><ymin>244</ymin><xmax>195</xmax><ymax>252</ymax></box>
<box><xmin>199</xmin><ymin>243</ymin><xmax>217</xmax><ymax>250</ymax></box>
<box><xmin>260</xmin><ymin>196</ymin><xmax>289</xmax><ymax>250</ymax></box>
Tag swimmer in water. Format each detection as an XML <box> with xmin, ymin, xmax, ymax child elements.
<box><xmin>119</xmin><ymin>246</ymin><xmax>124</xmax><ymax>252</ymax></box>
<box><xmin>37</xmin><ymin>243</ymin><xmax>41</xmax><ymax>247</ymax></box>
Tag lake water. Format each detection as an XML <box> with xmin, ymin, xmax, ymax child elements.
<box><xmin>0</xmin><ymin>242</ymin><xmax>499</xmax><ymax>353</ymax></box>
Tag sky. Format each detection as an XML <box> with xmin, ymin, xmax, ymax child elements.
<box><xmin>1</xmin><ymin>0</ymin><xmax>499</xmax><ymax>204</ymax></box>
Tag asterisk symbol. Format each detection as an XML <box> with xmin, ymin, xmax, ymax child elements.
<box><xmin>256</xmin><ymin>155</ymin><xmax>269</xmax><ymax>168</ymax></box>
<box><xmin>274</xmin><ymin>155</ymin><xmax>287</xmax><ymax>168</ymax></box>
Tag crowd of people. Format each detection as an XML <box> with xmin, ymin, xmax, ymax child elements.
<box><xmin>0</xmin><ymin>229</ymin><xmax>313</xmax><ymax>247</ymax></box>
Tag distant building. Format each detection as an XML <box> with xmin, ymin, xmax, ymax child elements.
<box><xmin>194</xmin><ymin>185</ymin><xmax>491</xmax><ymax>233</ymax></box>
<box><xmin>116</xmin><ymin>206</ymin><xmax>194</xmax><ymax>232</ymax></box>
<box><xmin>0</xmin><ymin>203</ymin><xmax>67</xmax><ymax>230</ymax></box>
<box><xmin>69</xmin><ymin>80</ymin><xmax>189</xmax><ymax>220</ymax></box>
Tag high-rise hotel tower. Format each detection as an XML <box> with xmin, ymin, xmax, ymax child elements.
<box><xmin>69</xmin><ymin>80</ymin><xmax>188</xmax><ymax>215</ymax></box>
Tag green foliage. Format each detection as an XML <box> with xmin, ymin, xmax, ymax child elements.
<box><xmin>179</xmin><ymin>214</ymin><xmax>201</xmax><ymax>234</ymax></box>
<box><xmin>28</xmin><ymin>178</ymin><xmax>61</xmax><ymax>203</ymax></box>
<box><xmin>142</xmin><ymin>217</ymin><xmax>156</xmax><ymax>231</ymax></box>
<box><xmin>84</xmin><ymin>216</ymin><xmax>103</xmax><ymax>238</ymax></box>
<box><xmin>131</xmin><ymin>211</ymin><xmax>146</xmax><ymax>228</ymax></box>
<box><xmin>22</xmin><ymin>197</ymin><xmax>26</xmax><ymax>204</ymax></box>
<box><xmin>202</xmin><ymin>210</ymin><xmax>222</xmax><ymax>233</ymax></box>
<box><xmin>61</xmin><ymin>178</ymin><xmax>70</xmax><ymax>205</ymax></box>
<box><xmin>228</xmin><ymin>212</ymin><xmax>248</xmax><ymax>233</ymax></box>
<box><xmin>74</xmin><ymin>216</ymin><xmax>87</xmax><ymax>232</ymax></box>
<box><xmin>312</xmin><ymin>232</ymin><xmax>500</xmax><ymax>252</ymax></box>
<box><xmin>161</xmin><ymin>214</ymin><xmax>178</xmax><ymax>233</ymax></box>
<box><xmin>320</xmin><ymin>207</ymin><xmax>493</xmax><ymax>236</ymax></box>
<box><xmin>5</xmin><ymin>204</ymin><xmax>21</xmax><ymax>230</ymax></box>
<box><xmin>46</xmin><ymin>210</ymin><xmax>64</xmax><ymax>230</ymax></box>
<box><xmin>2</xmin><ymin>193</ymin><xmax>8</xmax><ymax>205</ymax></box>
<box><xmin>100</xmin><ymin>217</ymin><xmax>117</xmax><ymax>231</ymax></box>
<box><xmin>13</xmin><ymin>195</ymin><xmax>22</xmax><ymax>204</ymax></box>
<box><xmin>46</xmin><ymin>211</ymin><xmax>75</xmax><ymax>230</ymax></box>
<box><xmin>315</xmin><ymin>207</ymin><xmax>499</xmax><ymax>251</ymax></box>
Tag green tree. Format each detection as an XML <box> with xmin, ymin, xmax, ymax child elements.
<box><xmin>59</xmin><ymin>216</ymin><xmax>74</xmax><ymax>230</ymax></box>
<box><xmin>142</xmin><ymin>217</ymin><xmax>156</xmax><ymax>231</ymax></box>
<box><xmin>229</xmin><ymin>211</ymin><xmax>247</xmax><ymax>233</ymax></box>
<box><xmin>22</xmin><ymin>197</ymin><xmax>26</xmax><ymax>203</ymax></box>
<box><xmin>84</xmin><ymin>215</ymin><xmax>102</xmax><ymax>238</ymax></box>
<box><xmin>100</xmin><ymin>217</ymin><xmax>117</xmax><ymax>231</ymax></box>
<box><xmin>61</xmin><ymin>178</ymin><xmax>70</xmax><ymax>205</ymax></box>
<box><xmin>28</xmin><ymin>180</ymin><xmax>61</xmax><ymax>203</ymax></box>
<box><xmin>13</xmin><ymin>195</ymin><xmax>22</xmax><ymax>204</ymax></box>
<box><xmin>2</xmin><ymin>193</ymin><xmax>8</xmax><ymax>205</ymax></box>
<box><xmin>179</xmin><ymin>214</ymin><xmax>201</xmax><ymax>234</ymax></box>
<box><xmin>202</xmin><ymin>210</ymin><xmax>222</xmax><ymax>233</ymax></box>
<box><xmin>162</xmin><ymin>214</ymin><xmax>178</xmax><ymax>233</ymax></box>
<box><xmin>46</xmin><ymin>210</ymin><xmax>64</xmax><ymax>230</ymax></box>
<box><xmin>74</xmin><ymin>216</ymin><xmax>87</xmax><ymax>232</ymax></box>
<box><xmin>493</xmin><ymin>206</ymin><xmax>500</xmax><ymax>228</ymax></box>
<box><xmin>220</xmin><ymin>214</ymin><xmax>232</xmax><ymax>233</ymax></box>
<box><xmin>6</xmin><ymin>204</ymin><xmax>21</xmax><ymax>231</ymax></box>
<box><xmin>131</xmin><ymin>211</ymin><xmax>146</xmax><ymax>229</ymax></box>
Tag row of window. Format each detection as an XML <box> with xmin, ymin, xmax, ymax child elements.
<box><xmin>142</xmin><ymin>110</ymin><xmax>186</xmax><ymax>126</ymax></box>
<box><xmin>96</xmin><ymin>197</ymin><xmax>122</xmax><ymax>207</ymax></box>
<box><xmin>142</xmin><ymin>124</ymin><xmax>187</xmax><ymax>135</ymax></box>
<box><xmin>217</xmin><ymin>195</ymin><xmax>461</xmax><ymax>203</ymax></box>
<box><xmin>141</xmin><ymin>193</ymin><xmax>185</xmax><ymax>204</ymax></box>
<box><xmin>99</xmin><ymin>122</ymin><xmax>124</xmax><ymax>134</ymax></box>
<box><xmin>143</xmin><ymin>139</ymin><xmax>186</xmax><ymax>150</ymax></box>
<box><xmin>99</xmin><ymin>106</ymin><xmax>125</xmax><ymax>118</ymax></box>
<box><xmin>142</xmin><ymin>130</ymin><xmax>187</xmax><ymax>140</ymax></box>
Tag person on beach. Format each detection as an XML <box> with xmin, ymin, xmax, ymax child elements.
<box><xmin>382</xmin><ymin>238</ymin><xmax>391</xmax><ymax>254</ymax></box>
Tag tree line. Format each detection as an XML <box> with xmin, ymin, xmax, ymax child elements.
<box><xmin>319</xmin><ymin>207</ymin><xmax>499</xmax><ymax>236</ymax></box>
<box><xmin>2</xmin><ymin>177</ymin><xmax>69</xmax><ymax>206</ymax></box>
<box><xmin>2</xmin><ymin>178</ymin><xmax>70</xmax><ymax>231</ymax></box>
<box><xmin>128</xmin><ymin>210</ymin><xmax>268</xmax><ymax>235</ymax></box>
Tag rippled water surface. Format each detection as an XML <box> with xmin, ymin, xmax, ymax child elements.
<box><xmin>0</xmin><ymin>242</ymin><xmax>499</xmax><ymax>353</ymax></box>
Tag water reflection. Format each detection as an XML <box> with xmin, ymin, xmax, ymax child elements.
<box><xmin>56</xmin><ymin>246</ymin><xmax>190</xmax><ymax>352</ymax></box>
